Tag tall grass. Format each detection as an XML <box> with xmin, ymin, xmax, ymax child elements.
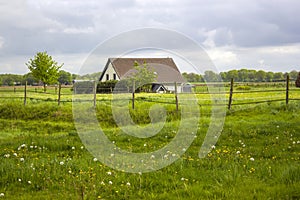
<box><xmin>0</xmin><ymin>88</ymin><xmax>299</xmax><ymax>199</ymax></box>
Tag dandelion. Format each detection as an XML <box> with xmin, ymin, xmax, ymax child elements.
<box><xmin>108</xmin><ymin>181</ymin><xmax>113</xmax><ymax>185</ymax></box>
<box><xmin>250</xmin><ymin>157</ymin><xmax>255</xmax><ymax>161</ymax></box>
<box><xmin>59</xmin><ymin>161</ymin><xmax>64</xmax><ymax>165</ymax></box>
<box><xmin>249</xmin><ymin>167</ymin><xmax>255</xmax><ymax>173</ymax></box>
<box><xmin>126</xmin><ymin>182</ymin><xmax>131</xmax><ymax>186</ymax></box>
<box><xmin>0</xmin><ymin>193</ymin><xmax>4</xmax><ymax>197</ymax></box>
<box><xmin>20</xmin><ymin>158</ymin><xmax>25</xmax><ymax>162</ymax></box>
<box><xmin>107</xmin><ymin>171</ymin><xmax>112</xmax><ymax>175</ymax></box>
<box><xmin>93</xmin><ymin>158</ymin><xmax>98</xmax><ymax>162</ymax></box>
<box><xmin>18</xmin><ymin>144</ymin><xmax>26</xmax><ymax>150</ymax></box>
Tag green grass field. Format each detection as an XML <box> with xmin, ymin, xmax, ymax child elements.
<box><xmin>0</xmin><ymin>85</ymin><xmax>300</xmax><ymax>199</ymax></box>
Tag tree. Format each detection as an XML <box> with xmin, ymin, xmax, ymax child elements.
<box><xmin>23</xmin><ymin>73</ymin><xmax>36</xmax><ymax>85</ymax></box>
<box><xmin>125</xmin><ymin>61</ymin><xmax>157</xmax><ymax>92</ymax></box>
<box><xmin>204</xmin><ymin>70</ymin><xmax>219</xmax><ymax>82</ymax></box>
<box><xmin>26</xmin><ymin>52</ymin><xmax>63</xmax><ymax>92</ymax></box>
<box><xmin>256</xmin><ymin>70</ymin><xmax>266</xmax><ymax>82</ymax></box>
<box><xmin>58</xmin><ymin>70</ymin><xmax>72</xmax><ymax>85</ymax></box>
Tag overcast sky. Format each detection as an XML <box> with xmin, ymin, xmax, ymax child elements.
<box><xmin>0</xmin><ymin>0</ymin><xmax>300</xmax><ymax>74</ymax></box>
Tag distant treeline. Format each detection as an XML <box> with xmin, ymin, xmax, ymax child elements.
<box><xmin>0</xmin><ymin>71</ymin><xmax>102</xmax><ymax>86</ymax></box>
<box><xmin>183</xmin><ymin>69</ymin><xmax>299</xmax><ymax>82</ymax></box>
<box><xmin>0</xmin><ymin>69</ymin><xmax>299</xmax><ymax>86</ymax></box>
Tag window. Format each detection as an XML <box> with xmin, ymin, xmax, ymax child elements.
<box><xmin>106</xmin><ymin>74</ymin><xmax>109</xmax><ymax>81</ymax></box>
<box><xmin>113</xmin><ymin>73</ymin><xmax>117</xmax><ymax>80</ymax></box>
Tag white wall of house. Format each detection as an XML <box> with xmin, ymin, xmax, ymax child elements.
<box><xmin>163</xmin><ymin>83</ymin><xmax>183</xmax><ymax>93</ymax></box>
<box><xmin>100</xmin><ymin>62</ymin><xmax>119</xmax><ymax>82</ymax></box>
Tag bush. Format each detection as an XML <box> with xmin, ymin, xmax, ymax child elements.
<box><xmin>96</xmin><ymin>80</ymin><xmax>118</xmax><ymax>93</ymax></box>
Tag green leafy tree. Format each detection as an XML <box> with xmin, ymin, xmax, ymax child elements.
<box><xmin>23</xmin><ymin>73</ymin><xmax>36</xmax><ymax>85</ymax></box>
<box><xmin>126</xmin><ymin>61</ymin><xmax>157</xmax><ymax>92</ymax></box>
<box><xmin>26</xmin><ymin>51</ymin><xmax>63</xmax><ymax>92</ymax></box>
<box><xmin>58</xmin><ymin>70</ymin><xmax>72</xmax><ymax>85</ymax></box>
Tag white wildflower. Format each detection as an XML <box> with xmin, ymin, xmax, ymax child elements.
<box><xmin>4</xmin><ymin>154</ymin><xmax>10</xmax><ymax>158</ymax></box>
<box><xmin>13</xmin><ymin>153</ymin><xmax>17</xmax><ymax>157</ymax></box>
<box><xmin>211</xmin><ymin>145</ymin><xmax>216</xmax><ymax>149</ymax></box>
<box><xmin>150</xmin><ymin>155</ymin><xmax>155</xmax><ymax>159</ymax></box>
<box><xmin>28</xmin><ymin>181</ymin><xmax>31</xmax><ymax>184</ymax></box>
<box><xmin>20</xmin><ymin>158</ymin><xmax>25</xmax><ymax>162</ymax></box>
<box><xmin>0</xmin><ymin>193</ymin><xmax>4</xmax><ymax>197</ymax></box>
<box><xmin>126</xmin><ymin>182</ymin><xmax>131</xmax><ymax>186</ymax></box>
<box><xmin>71</xmin><ymin>146</ymin><xmax>75</xmax><ymax>150</ymax></box>
<box><xmin>93</xmin><ymin>158</ymin><xmax>98</xmax><ymax>162</ymax></box>
<box><xmin>108</xmin><ymin>181</ymin><xmax>113</xmax><ymax>185</ymax></box>
<box><xmin>236</xmin><ymin>151</ymin><xmax>240</xmax><ymax>154</ymax></box>
<box><xmin>107</xmin><ymin>171</ymin><xmax>112</xmax><ymax>175</ymax></box>
<box><xmin>59</xmin><ymin>161</ymin><xmax>64</xmax><ymax>165</ymax></box>
<box><xmin>250</xmin><ymin>157</ymin><xmax>255</xmax><ymax>161</ymax></box>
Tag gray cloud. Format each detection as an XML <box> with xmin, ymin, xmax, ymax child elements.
<box><xmin>0</xmin><ymin>0</ymin><xmax>299</xmax><ymax>74</ymax></box>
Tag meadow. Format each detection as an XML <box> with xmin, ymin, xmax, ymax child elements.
<box><xmin>0</xmin><ymin>84</ymin><xmax>299</xmax><ymax>199</ymax></box>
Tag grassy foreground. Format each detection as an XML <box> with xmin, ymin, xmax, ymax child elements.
<box><xmin>0</xmin><ymin>98</ymin><xmax>299</xmax><ymax>199</ymax></box>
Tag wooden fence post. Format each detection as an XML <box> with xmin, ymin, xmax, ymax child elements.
<box><xmin>58</xmin><ymin>83</ymin><xmax>61</xmax><ymax>106</ymax></box>
<box><xmin>24</xmin><ymin>81</ymin><xmax>27</xmax><ymax>106</ymax></box>
<box><xmin>175</xmin><ymin>82</ymin><xmax>179</xmax><ymax>112</ymax></box>
<box><xmin>93</xmin><ymin>81</ymin><xmax>97</xmax><ymax>108</ymax></box>
<box><xmin>132</xmin><ymin>81</ymin><xmax>135</xmax><ymax>110</ymax></box>
<box><xmin>228</xmin><ymin>78</ymin><xmax>234</xmax><ymax>110</ymax></box>
<box><xmin>286</xmin><ymin>75</ymin><xmax>289</xmax><ymax>105</ymax></box>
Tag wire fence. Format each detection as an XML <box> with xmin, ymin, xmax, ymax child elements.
<box><xmin>0</xmin><ymin>76</ymin><xmax>299</xmax><ymax>110</ymax></box>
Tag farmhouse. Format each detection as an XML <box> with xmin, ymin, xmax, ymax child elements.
<box><xmin>99</xmin><ymin>58</ymin><xmax>187</xmax><ymax>93</ymax></box>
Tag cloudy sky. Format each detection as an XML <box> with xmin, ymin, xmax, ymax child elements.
<box><xmin>0</xmin><ymin>0</ymin><xmax>300</xmax><ymax>74</ymax></box>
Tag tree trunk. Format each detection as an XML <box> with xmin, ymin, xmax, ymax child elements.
<box><xmin>43</xmin><ymin>83</ymin><xmax>47</xmax><ymax>93</ymax></box>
